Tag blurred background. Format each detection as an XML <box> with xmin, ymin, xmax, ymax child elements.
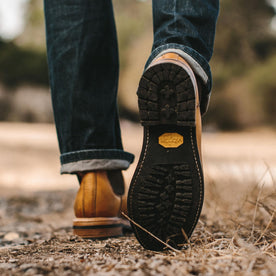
<box><xmin>0</xmin><ymin>0</ymin><xmax>275</xmax><ymax>129</ymax></box>
<box><xmin>0</xmin><ymin>0</ymin><xmax>275</xmax><ymax>191</ymax></box>
<box><xmin>0</xmin><ymin>1</ymin><xmax>276</xmax><ymax>270</ymax></box>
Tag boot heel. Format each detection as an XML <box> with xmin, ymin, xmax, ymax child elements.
<box><xmin>73</xmin><ymin>217</ymin><xmax>123</xmax><ymax>239</ymax></box>
<box><xmin>137</xmin><ymin>61</ymin><xmax>196</xmax><ymax>127</ymax></box>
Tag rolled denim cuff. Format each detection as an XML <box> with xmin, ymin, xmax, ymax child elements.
<box><xmin>146</xmin><ymin>43</ymin><xmax>212</xmax><ymax>114</ymax></box>
<box><xmin>60</xmin><ymin>149</ymin><xmax>134</xmax><ymax>174</ymax></box>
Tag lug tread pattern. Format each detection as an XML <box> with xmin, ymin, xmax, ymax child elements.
<box><xmin>136</xmin><ymin>164</ymin><xmax>193</xmax><ymax>247</ymax></box>
<box><xmin>128</xmin><ymin>60</ymin><xmax>203</xmax><ymax>251</ymax></box>
<box><xmin>137</xmin><ymin>63</ymin><xmax>195</xmax><ymax>126</ymax></box>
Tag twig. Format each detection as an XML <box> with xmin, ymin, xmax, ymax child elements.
<box><xmin>250</xmin><ymin>178</ymin><xmax>265</xmax><ymax>239</ymax></box>
<box><xmin>121</xmin><ymin>212</ymin><xmax>181</xmax><ymax>253</ymax></box>
<box><xmin>247</xmin><ymin>200</ymin><xmax>273</xmax><ymax>216</ymax></box>
<box><xmin>254</xmin><ymin>206</ymin><xmax>276</xmax><ymax>245</ymax></box>
<box><xmin>263</xmin><ymin>161</ymin><xmax>275</xmax><ymax>191</ymax></box>
<box><xmin>181</xmin><ymin>228</ymin><xmax>190</xmax><ymax>245</ymax></box>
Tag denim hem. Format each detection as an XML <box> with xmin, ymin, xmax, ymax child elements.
<box><xmin>146</xmin><ymin>43</ymin><xmax>212</xmax><ymax>95</ymax></box>
<box><xmin>60</xmin><ymin>159</ymin><xmax>131</xmax><ymax>174</ymax></box>
<box><xmin>60</xmin><ymin>149</ymin><xmax>134</xmax><ymax>169</ymax></box>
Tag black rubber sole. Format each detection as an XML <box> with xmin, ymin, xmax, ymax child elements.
<box><xmin>128</xmin><ymin>62</ymin><xmax>204</xmax><ymax>251</ymax></box>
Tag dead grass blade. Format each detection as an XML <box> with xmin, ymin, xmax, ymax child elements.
<box><xmin>181</xmin><ymin>228</ymin><xmax>190</xmax><ymax>245</ymax></box>
<box><xmin>263</xmin><ymin>161</ymin><xmax>276</xmax><ymax>191</ymax></box>
<box><xmin>254</xmin><ymin>206</ymin><xmax>276</xmax><ymax>246</ymax></box>
<box><xmin>121</xmin><ymin>212</ymin><xmax>181</xmax><ymax>253</ymax></box>
<box><xmin>250</xmin><ymin>175</ymin><xmax>265</xmax><ymax>239</ymax></box>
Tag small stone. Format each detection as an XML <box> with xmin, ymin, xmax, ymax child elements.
<box><xmin>8</xmin><ymin>259</ymin><xmax>17</xmax><ymax>263</ymax></box>
<box><xmin>3</xmin><ymin>232</ymin><xmax>20</xmax><ymax>241</ymax></box>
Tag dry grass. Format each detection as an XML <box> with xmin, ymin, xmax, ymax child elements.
<box><xmin>186</xmin><ymin>167</ymin><xmax>276</xmax><ymax>275</ymax></box>
<box><xmin>128</xmin><ymin>166</ymin><xmax>276</xmax><ymax>275</ymax></box>
<box><xmin>0</xmin><ymin>123</ymin><xmax>275</xmax><ymax>274</ymax></box>
<box><xmin>0</xmin><ymin>168</ymin><xmax>275</xmax><ymax>275</ymax></box>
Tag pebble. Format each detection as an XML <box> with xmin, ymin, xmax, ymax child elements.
<box><xmin>3</xmin><ymin>232</ymin><xmax>20</xmax><ymax>241</ymax></box>
<box><xmin>8</xmin><ymin>258</ymin><xmax>17</xmax><ymax>263</ymax></box>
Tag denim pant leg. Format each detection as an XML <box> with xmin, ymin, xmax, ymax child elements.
<box><xmin>44</xmin><ymin>0</ymin><xmax>134</xmax><ymax>174</ymax></box>
<box><xmin>148</xmin><ymin>0</ymin><xmax>220</xmax><ymax>114</ymax></box>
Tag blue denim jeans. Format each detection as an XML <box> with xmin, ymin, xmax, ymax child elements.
<box><xmin>44</xmin><ymin>0</ymin><xmax>219</xmax><ymax>174</ymax></box>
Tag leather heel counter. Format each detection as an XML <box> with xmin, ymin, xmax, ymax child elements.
<box><xmin>95</xmin><ymin>172</ymin><xmax>121</xmax><ymax>217</ymax></box>
<box><xmin>74</xmin><ymin>172</ymin><xmax>121</xmax><ymax>218</ymax></box>
<box><xmin>74</xmin><ymin>173</ymin><xmax>96</xmax><ymax>218</ymax></box>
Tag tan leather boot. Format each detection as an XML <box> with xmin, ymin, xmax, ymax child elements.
<box><xmin>73</xmin><ymin>170</ymin><xmax>129</xmax><ymax>238</ymax></box>
<box><xmin>128</xmin><ymin>53</ymin><xmax>204</xmax><ymax>250</ymax></box>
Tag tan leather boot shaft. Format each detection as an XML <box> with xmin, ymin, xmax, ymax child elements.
<box><xmin>74</xmin><ymin>171</ymin><xmax>121</xmax><ymax>218</ymax></box>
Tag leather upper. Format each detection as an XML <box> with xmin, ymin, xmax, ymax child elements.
<box><xmin>74</xmin><ymin>171</ymin><xmax>127</xmax><ymax>218</ymax></box>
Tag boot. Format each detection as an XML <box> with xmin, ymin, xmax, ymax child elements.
<box><xmin>128</xmin><ymin>53</ymin><xmax>203</xmax><ymax>250</ymax></box>
<box><xmin>73</xmin><ymin>170</ymin><xmax>129</xmax><ymax>238</ymax></box>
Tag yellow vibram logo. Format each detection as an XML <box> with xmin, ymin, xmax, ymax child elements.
<box><xmin>158</xmin><ymin>133</ymin><xmax>183</xmax><ymax>148</ymax></box>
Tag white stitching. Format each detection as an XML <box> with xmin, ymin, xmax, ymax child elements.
<box><xmin>129</xmin><ymin>127</ymin><xmax>150</xmax><ymax>241</ymax></box>
<box><xmin>189</xmin><ymin>127</ymin><xmax>203</xmax><ymax>236</ymax></box>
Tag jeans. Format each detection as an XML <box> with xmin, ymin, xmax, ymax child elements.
<box><xmin>44</xmin><ymin>0</ymin><xmax>219</xmax><ymax>174</ymax></box>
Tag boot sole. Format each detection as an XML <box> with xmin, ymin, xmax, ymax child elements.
<box><xmin>128</xmin><ymin>60</ymin><xmax>204</xmax><ymax>250</ymax></box>
<box><xmin>73</xmin><ymin>217</ymin><xmax>124</xmax><ymax>239</ymax></box>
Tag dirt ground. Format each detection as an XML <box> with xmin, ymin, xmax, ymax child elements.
<box><xmin>0</xmin><ymin>122</ymin><xmax>275</xmax><ymax>275</ymax></box>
